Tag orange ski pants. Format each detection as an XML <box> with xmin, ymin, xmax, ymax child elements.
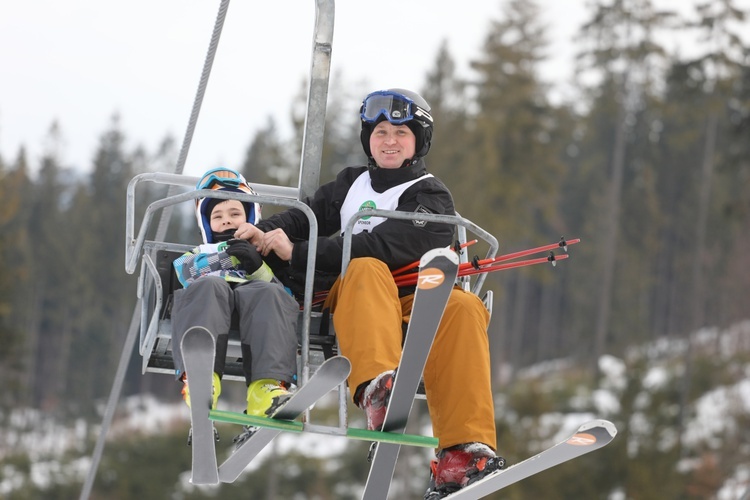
<box><xmin>324</xmin><ymin>257</ymin><xmax>497</xmax><ymax>450</ymax></box>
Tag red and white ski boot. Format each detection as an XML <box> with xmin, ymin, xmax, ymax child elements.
<box><xmin>424</xmin><ymin>442</ymin><xmax>506</xmax><ymax>499</ymax></box>
<box><xmin>357</xmin><ymin>370</ymin><xmax>395</xmax><ymax>431</ymax></box>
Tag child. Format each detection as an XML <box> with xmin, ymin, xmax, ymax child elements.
<box><xmin>171</xmin><ymin>167</ymin><xmax>299</xmax><ymax>418</ymax></box>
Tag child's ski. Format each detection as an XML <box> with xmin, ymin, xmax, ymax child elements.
<box><xmin>217</xmin><ymin>355</ymin><xmax>351</xmax><ymax>483</ymax></box>
<box><xmin>362</xmin><ymin>247</ymin><xmax>459</xmax><ymax>500</ymax></box>
<box><xmin>180</xmin><ymin>326</ymin><xmax>219</xmax><ymax>485</ymax></box>
<box><xmin>443</xmin><ymin>420</ymin><xmax>617</xmax><ymax>499</ymax></box>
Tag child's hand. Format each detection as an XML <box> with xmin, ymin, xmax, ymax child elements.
<box><xmin>226</xmin><ymin>239</ymin><xmax>263</xmax><ymax>273</ymax></box>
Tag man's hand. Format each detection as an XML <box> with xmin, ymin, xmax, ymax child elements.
<box><xmin>260</xmin><ymin>228</ymin><xmax>294</xmax><ymax>262</ymax></box>
<box><xmin>234</xmin><ymin>222</ymin><xmax>264</xmax><ymax>247</ymax></box>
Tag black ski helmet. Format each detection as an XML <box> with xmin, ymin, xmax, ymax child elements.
<box><xmin>360</xmin><ymin>88</ymin><xmax>434</xmax><ymax>162</ymax></box>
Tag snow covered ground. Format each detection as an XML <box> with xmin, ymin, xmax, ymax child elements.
<box><xmin>2</xmin><ymin>320</ymin><xmax>749</xmax><ymax>497</ymax></box>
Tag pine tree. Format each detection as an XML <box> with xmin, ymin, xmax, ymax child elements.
<box><xmin>0</xmin><ymin>151</ymin><xmax>33</xmax><ymax>408</ymax></box>
<box><xmin>317</xmin><ymin>72</ymin><xmax>364</xmax><ymax>185</ymax></box>
<box><xmin>26</xmin><ymin>123</ymin><xmax>76</xmax><ymax>410</ymax></box>
<box><xmin>421</xmin><ymin>39</ymin><xmax>473</xmax><ymax>194</ymax></box>
<box><xmin>573</xmin><ymin>0</ymin><xmax>675</xmax><ymax>372</ymax></box>
<box><xmin>242</xmin><ymin>116</ymin><xmax>294</xmax><ymax>189</ymax></box>
<box><xmin>63</xmin><ymin>115</ymin><xmax>138</xmax><ymax>414</ymax></box>
<box><xmin>672</xmin><ymin>0</ymin><xmax>750</xmax><ymax>451</ymax></box>
<box><xmin>463</xmin><ymin>0</ymin><xmax>569</xmax><ymax>375</ymax></box>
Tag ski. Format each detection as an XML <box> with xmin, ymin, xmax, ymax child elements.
<box><xmin>362</xmin><ymin>247</ymin><xmax>460</xmax><ymax>500</ymax></box>
<box><xmin>180</xmin><ymin>326</ymin><xmax>219</xmax><ymax>485</ymax></box>
<box><xmin>443</xmin><ymin>419</ymin><xmax>617</xmax><ymax>499</ymax></box>
<box><xmin>217</xmin><ymin>355</ymin><xmax>351</xmax><ymax>483</ymax></box>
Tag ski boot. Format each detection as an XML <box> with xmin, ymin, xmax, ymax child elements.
<box><xmin>245</xmin><ymin>379</ymin><xmax>292</xmax><ymax>417</ymax></box>
<box><xmin>232</xmin><ymin>379</ymin><xmax>292</xmax><ymax>449</ymax></box>
<box><xmin>424</xmin><ymin>442</ymin><xmax>506</xmax><ymax>499</ymax></box>
<box><xmin>182</xmin><ymin>372</ymin><xmax>222</xmax><ymax>446</ymax></box>
<box><xmin>181</xmin><ymin>371</ymin><xmax>222</xmax><ymax>410</ymax></box>
<box><xmin>357</xmin><ymin>370</ymin><xmax>395</xmax><ymax>431</ymax></box>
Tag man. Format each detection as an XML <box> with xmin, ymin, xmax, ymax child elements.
<box><xmin>236</xmin><ymin>89</ymin><xmax>504</xmax><ymax>497</ymax></box>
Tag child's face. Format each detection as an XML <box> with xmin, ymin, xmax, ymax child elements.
<box><xmin>209</xmin><ymin>199</ymin><xmax>247</xmax><ymax>233</ymax></box>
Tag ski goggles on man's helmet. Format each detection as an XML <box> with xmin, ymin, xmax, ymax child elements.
<box><xmin>360</xmin><ymin>90</ymin><xmax>422</xmax><ymax>125</ymax></box>
<box><xmin>196</xmin><ymin>167</ymin><xmax>245</xmax><ymax>191</ymax></box>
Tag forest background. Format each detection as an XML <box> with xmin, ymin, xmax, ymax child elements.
<box><xmin>1</xmin><ymin>0</ymin><xmax>749</xmax><ymax>498</ymax></box>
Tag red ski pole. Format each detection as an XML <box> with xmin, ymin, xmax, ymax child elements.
<box><xmin>393</xmin><ymin>253</ymin><xmax>568</xmax><ymax>287</ymax></box>
<box><xmin>393</xmin><ymin>237</ymin><xmax>580</xmax><ymax>278</ymax></box>
<box><xmin>490</xmin><ymin>237</ymin><xmax>580</xmax><ymax>264</ymax></box>
<box><xmin>458</xmin><ymin>253</ymin><xmax>569</xmax><ymax>278</ymax></box>
<box><xmin>391</xmin><ymin>239</ymin><xmax>478</xmax><ymax>276</ymax></box>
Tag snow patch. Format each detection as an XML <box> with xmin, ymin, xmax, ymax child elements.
<box><xmin>592</xmin><ymin>388</ymin><xmax>621</xmax><ymax>415</ymax></box>
<box><xmin>598</xmin><ymin>355</ymin><xmax>627</xmax><ymax>391</ymax></box>
<box><xmin>642</xmin><ymin>366</ymin><xmax>669</xmax><ymax>391</ymax></box>
<box><xmin>683</xmin><ymin>378</ymin><xmax>750</xmax><ymax>448</ymax></box>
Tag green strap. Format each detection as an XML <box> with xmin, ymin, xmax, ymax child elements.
<box><xmin>210</xmin><ymin>409</ymin><xmax>438</xmax><ymax>448</ymax></box>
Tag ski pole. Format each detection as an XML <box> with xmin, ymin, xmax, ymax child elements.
<box><xmin>312</xmin><ymin>238</ymin><xmax>579</xmax><ymax>300</ymax></box>
<box><xmin>391</xmin><ymin>239</ymin><xmax>478</xmax><ymax>276</ymax></box>
<box><xmin>392</xmin><ymin>237</ymin><xmax>579</xmax><ymax>278</ymax></box>
<box><xmin>490</xmin><ymin>237</ymin><xmax>579</xmax><ymax>263</ymax></box>
<box><xmin>460</xmin><ymin>253</ymin><xmax>569</xmax><ymax>277</ymax></box>
<box><xmin>393</xmin><ymin>253</ymin><xmax>568</xmax><ymax>287</ymax></box>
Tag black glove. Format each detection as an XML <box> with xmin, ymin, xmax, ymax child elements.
<box><xmin>226</xmin><ymin>239</ymin><xmax>263</xmax><ymax>274</ymax></box>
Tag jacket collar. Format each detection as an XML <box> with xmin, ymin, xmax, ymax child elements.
<box><xmin>367</xmin><ymin>158</ymin><xmax>427</xmax><ymax>192</ymax></box>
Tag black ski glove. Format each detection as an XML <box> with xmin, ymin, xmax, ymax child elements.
<box><xmin>226</xmin><ymin>239</ymin><xmax>263</xmax><ymax>274</ymax></box>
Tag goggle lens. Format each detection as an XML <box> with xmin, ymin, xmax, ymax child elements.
<box><xmin>361</xmin><ymin>92</ymin><xmax>414</xmax><ymax>124</ymax></box>
<box><xmin>197</xmin><ymin>168</ymin><xmax>243</xmax><ymax>190</ymax></box>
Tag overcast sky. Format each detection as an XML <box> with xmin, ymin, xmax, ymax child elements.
<box><xmin>1</xmin><ymin>1</ymin><xmax>746</xmax><ymax>178</ymax></box>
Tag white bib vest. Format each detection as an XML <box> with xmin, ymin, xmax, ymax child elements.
<box><xmin>339</xmin><ymin>171</ymin><xmax>433</xmax><ymax>235</ymax></box>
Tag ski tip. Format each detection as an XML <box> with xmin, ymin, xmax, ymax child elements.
<box><xmin>183</xmin><ymin>325</ymin><xmax>216</xmax><ymax>338</ymax></box>
<box><xmin>321</xmin><ymin>355</ymin><xmax>352</xmax><ymax>376</ymax></box>
<box><xmin>181</xmin><ymin>326</ymin><xmax>216</xmax><ymax>350</ymax></box>
<box><xmin>420</xmin><ymin>247</ymin><xmax>459</xmax><ymax>267</ymax></box>
<box><xmin>577</xmin><ymin>419</ymin><xmax>617</xmax><ymax>438</ymax></box>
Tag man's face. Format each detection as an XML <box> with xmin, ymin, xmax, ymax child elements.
<box><xmin>369</xmin><ymin>121</ymin><xmax>416</xmax><ymax>169</ymax></box>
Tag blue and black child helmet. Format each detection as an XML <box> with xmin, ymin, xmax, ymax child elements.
<box><xmin>194</xmin><ymin>167</ymin><xmax>261</xmax><ymax>244</ymax></box>
<box><xmin>359</xmin><ymin>88</ymin><xmax>434</xmax><ymax>161</ymax></box>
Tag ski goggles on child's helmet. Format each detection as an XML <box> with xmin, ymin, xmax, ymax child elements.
<box><xmin>360</xmin><ymin>90</ymin><xmax>422</xmax><ymax>125</ymax></box>
<box><xmin>196</xmin><ymin>167</ymin><xmax>245</xmax><ymax>191</ymax></box>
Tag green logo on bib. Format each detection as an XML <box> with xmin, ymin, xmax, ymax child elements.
<box><xmin>359</xmin><ymin>200</ymin><xmax>377</xmax><ymax>219</ymax></box>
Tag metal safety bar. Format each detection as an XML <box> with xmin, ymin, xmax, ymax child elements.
<box><xmin>340</xmin><ymin>208</ymin><xmax>500</xmax><ymax>296</ymax></box>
